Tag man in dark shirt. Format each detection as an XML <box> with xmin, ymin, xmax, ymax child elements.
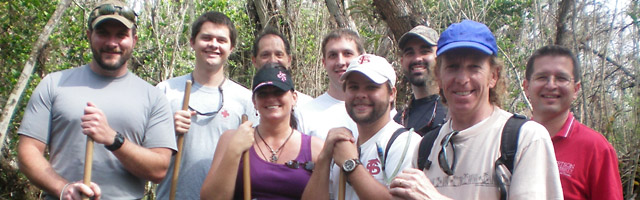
<box><xmin>394</xmin><ymin>25</ymin><xmax>447</xmax><ymax>135</ymax></box>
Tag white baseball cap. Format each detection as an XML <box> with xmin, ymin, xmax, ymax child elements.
<box><xmin>340</xmin><ymin>54</ymin><xmax>396</xmax><ymax>87</ymax></box>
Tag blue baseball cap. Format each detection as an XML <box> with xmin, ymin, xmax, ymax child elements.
<box><xmin>436</xmin><ymin>20</ymin><xmax>498</xmax><ymax>56</ymax></box>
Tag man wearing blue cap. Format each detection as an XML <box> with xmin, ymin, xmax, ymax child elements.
<box><xmin>17</xmin><ymin>0</ymin><xmax>176</xmax><ymax>199</ymax></box>
<box><xmin>303</xmin><ymin>54</ymin><xmax>421</xmax><ymax>200</ymax></box>
<box><xmin>389</xmin><ymin>20</ymin><xmax>562</xmax><ymax>200</ymax></box>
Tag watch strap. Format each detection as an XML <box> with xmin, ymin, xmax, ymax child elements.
<box><xmin>343</xmin><ymin>158</ymin><xmax>362</xmax><ymax>174</ymax></box>
<box><xmin>105</xmin><ymin>132</ymin><xmax>124</xmax><ymax>151</ymax></box>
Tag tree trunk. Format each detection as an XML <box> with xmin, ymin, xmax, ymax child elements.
<box><xmin>372</xmin><ymin>0</ymin><xmax>421</xmax><ymax>42</ymax></box>
<box><xmin>0</xmin><ymin>0</ymin><xmax>72</xmax><ymax>155</ymax></box>
<box><xmin>252</xmin><ymin>0</ymin><xmax>270</xmax><ymax>28</ymax></box>
<box><xmin>555</xmin><ymin>0</ymin><xmax>574</xmax><ymax>46</ymax></box>
<box><xmin>325</xmin><ymin>0</ymin><xmax>357</xmax><ymax>31</ymax></box>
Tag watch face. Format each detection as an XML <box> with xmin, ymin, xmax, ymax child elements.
<box><xmin>344</xmin><ymin>159</ymin><xmax>356</xmax><ymax>172</ymax></box>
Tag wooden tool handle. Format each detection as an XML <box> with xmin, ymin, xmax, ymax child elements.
<box><xmin>242</xmin><ymin>114</ymin><xmax>251</xmax><ymax>200</ymax></box>
<box><xmin>169</xmin><ymin>80</ymin><xmax>192</xmax><ymax>200</ymax></box>
<box><xmin>339</xmin><ymin>171</ymin><xmax>346</xmax><ymax>200</ymax></box>
<box><xmin>82</xmin><ymin>137</ymin><xmax>94</xmax><ymax>200</ymax></box>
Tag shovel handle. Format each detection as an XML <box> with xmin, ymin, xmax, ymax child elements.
<box><xmin>82</xmin><ymin>137</ymin><xmax>94</xmax><ymax>200</ymax></box>
<box><xmin>242</xmin><ymin>114</ymin><xmax>251</xmax><ymax>200</ymax></box>
<box><xmin>169</xmin><ymin>80</ymin><xmax>192</xmax><ymax>200</ymax></box>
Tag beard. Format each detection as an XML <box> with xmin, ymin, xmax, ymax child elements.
<box><xmin>406</xmin><ymin>73</ymin><xmax>427</xmax><ymax>86</ymax></box>
<box><xmin>346</xmin><ymin>99</ymin><xmax>389</xmax><ymax>124</ymax></box>
<box><xmin>91</xmin><ymin>46</ymin><xmax>131</xmax><ymax>71</ymax></box>
<box><xmin>404</xmin><ymin>61</ymin><xmax>434</xmax><ymax>86</ymax></box>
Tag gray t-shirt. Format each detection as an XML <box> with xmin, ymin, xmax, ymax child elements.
<box><xmin>155</xmin><ymin>74</ymin><xmax>257</xmax><ymax>200</ymax></box>
<box><xmin>18</xmin><ymin>65</ymin><xmax>176</xmax><ymax>200</ymax></box>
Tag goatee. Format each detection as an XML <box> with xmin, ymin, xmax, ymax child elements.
<box><xmin>91</xmin><ymin>47</ymin><xmax>131</xmax><ymax>71</ymax></box>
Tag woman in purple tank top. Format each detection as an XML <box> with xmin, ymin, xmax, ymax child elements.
<box><xmin>201</xmin><ymin>64</ymin><xmax>323</xmax><ymax>200</ymax></box>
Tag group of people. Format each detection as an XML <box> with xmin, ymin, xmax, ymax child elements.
<box><xmin>16</xmin><ymin>0</ymin><xmax>623</xmax><ymax>200</ymax></box>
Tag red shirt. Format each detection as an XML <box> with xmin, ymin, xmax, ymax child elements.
<box><xmin>551</xmin><ymin>113</ymin><xmax>623</xmax><ymax>200</ymax></box>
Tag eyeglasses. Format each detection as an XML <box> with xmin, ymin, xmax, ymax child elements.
<box><xmin>189</xmin><ymin>74</ymin><xmax>225</xmax><ymax>117</ymax></box>
<box><xmin>89</xmin><ymin>4</ymin><xmax>137</xmax><ymax>25</ymax></box>
<box><xmin>438</xmin><ymin>131</ymin><xmax>459</xmax><ymax>175</ymax></box>
<box><xmin>285</xmin><ymin>160</ymin><xmax>314</xmax><ymax>172</ymax></box>
<box><xmin>532</xmin><ymin>75</ymin><xmax>574</xmax><ymax>86</ymax></box>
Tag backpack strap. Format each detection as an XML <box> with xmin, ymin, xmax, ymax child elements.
<box><xmin>495</xmin><ymin>114</ymin><xmax>528</xmax><ymax>200</ymax></box>
<box><xmin>383</xmin><ymin>128</ymin><xmax>408</xmax><ymax>171</ymax></box>
<box><xmin>499</xmin><ymin>114</ymin><xmax>528</xmax><ymax>172</ymax></box>
<box><xmin>417</xmin><ymin>125</ymin><xmax>442</xmax><ymax>171</ymax></box>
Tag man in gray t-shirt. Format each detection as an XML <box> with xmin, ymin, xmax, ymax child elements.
<box><xmin>155</xmin><ymin>11</ymin><xmax>258</xmax><ymax>200</ymax></box>
<box><xmin>17</xmin><ymin>1</ymin><xmax>176</xmax><ymax>199</ymax></box>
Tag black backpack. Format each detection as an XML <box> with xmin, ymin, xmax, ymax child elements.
<box><xmin>416</xmin><ymin>114</ymin><xmax>528</xmax><ymax>200</ymax></box>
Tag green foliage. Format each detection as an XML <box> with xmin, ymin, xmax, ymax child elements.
<box><xmin>2</xmin><ymin>0</ymin><xmax>639</xmax><ymax>199</ymax></box>
<box><xmin>0</xmin><ymin>1</ymin><xmax>57</xmax><ymax>198</ymax></box>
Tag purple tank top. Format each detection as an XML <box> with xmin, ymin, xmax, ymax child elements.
<box><xmin>233</xmin><ymin>133</ymin><xmax>313</xmax><ymax>199</ymax></box>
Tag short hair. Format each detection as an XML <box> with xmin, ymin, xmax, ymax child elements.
<box><xmin>321</xmin><ymin>29</ymin><xmax>365</xmax><ymax>58</ymax></box>
<box><xmin>252</xmin><ymin>27</ymin><xmax>291</xmax><ymax>57</ymax></box>
<box><xmin>435</xmin><ymin>52</ymin><xmax>506</xmax><ymax>107</ymax></box>
<box><xmin>190</xmin><ymin>11</ymin><xmax>237</xmax><ymax>48</ymax></box>
<box><xmin>525</xmin><ymin>45</ymin><xmax>581</xmax><ymax>82</ymax></box>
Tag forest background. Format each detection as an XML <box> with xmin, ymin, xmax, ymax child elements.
<box><xmin>0</xmin><ymin>0</ymin><xmax>638</xmax><ymax>199</ymax></box>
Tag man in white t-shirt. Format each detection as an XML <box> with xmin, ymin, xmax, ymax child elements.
<box><xmin>155</xmin><ymin>11</ymin><xmax>257</xmax><ymax>200</ymax></box>
<box><xmin>297</xmin><ymin>29</ymin><xmax>364</xmax><ymax>140</ymax></box>
<box><xmin>303</xmin><ymin>54</ymin><xmax>421</xmax><ymax>200</ymax></box>
<box><xmin>250</xmin><ymin>26</ymin><xmax>313</xmax><ymax>104</ymax></box>
<box><xmin>390</xmin><ymin>20</ymin><xmax>563</xmax><ymax>200</ymax></box>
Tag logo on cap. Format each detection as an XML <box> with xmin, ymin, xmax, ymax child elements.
<box><xmin>358</xmin><ymin>55</ymin><xmax>371</xmax><ymax>64</ymax></box>
<box><xmin>277</xmin><ymin>71</ymin><xmax>287</xmax><ymax>82</ymax></box>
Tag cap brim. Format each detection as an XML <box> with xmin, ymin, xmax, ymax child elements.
<box><xmin>436</xmin><ymin>41</ymin><xmax>493</xmax><ymax>56</ymax></box>
<box><xmin>92</xmin><ymin>15</ymin><xmax>134</xmax><ymax>29</ymax></box>
<box><xmin>399</xmin><ymin>33</ymin><xmax>437</xmax><ymax>49</ymax></box>
<box><xmin>253</xmin><ymin>81</ymin><xmax>292</xmax><ymax>92</ymax></box>
<box><xmin>340</xmin><ymin>69</ymin><xmax>388</xmax><ymax>85</ymax></box>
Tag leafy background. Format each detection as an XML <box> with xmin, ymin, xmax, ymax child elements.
<box><xmin>1</xmin><ymin>0</ymin><xmax>638</xmax><ymax>199</ymax></box>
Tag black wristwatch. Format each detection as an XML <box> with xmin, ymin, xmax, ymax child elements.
<box><xmin>105</xmin><ymin>132</ymin><xmax>125</xmax><ymax>151</ymax></box>
<box><xmin>342</xmin><ymin>158</ymin><xmax>362</xmax><ymax>174</ymax></box>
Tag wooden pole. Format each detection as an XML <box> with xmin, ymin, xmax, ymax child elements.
<box><xmin>169</xmin><ymin>80</ymin><xmax>192</xmax><ymax>200</ymax></box>
<box><xmin>82</xmin><ymin>137</ymin><xmax>94</xmax><ymax>200</ymax></box>
<box><xmin>339</xmin><ymin>171</ymin><xmax>346</xmax><ymax>200</ymax></box>
<box><xmin>242</xmin><ymin>114</ymin><xmax>251</xmax><ymax>200</ymax></box>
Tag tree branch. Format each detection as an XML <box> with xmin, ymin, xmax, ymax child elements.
<box><xmin>580</xmin><ymin>43</ymin><xmax>636</xmax><ymax>82</ymax></box>
<box><xmin>0</xmin><ymin>0</ymin><xmax>72</xmax><ymax>155</ymax></box>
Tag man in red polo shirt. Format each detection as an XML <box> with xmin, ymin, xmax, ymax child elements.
<box><xmin>523</xmin><ymin>45</ymin><xmax>623</xmax><ymax>200</ymax></box>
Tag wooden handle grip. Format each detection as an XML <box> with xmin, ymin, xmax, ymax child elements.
<box><xmin>169</xmin><ymin>80</ymin><xmax>192</xmax><ymax>200</ymax></box>
<box><xmin>339</xmin><ymin>171</ymin><xmax>346</xmax><ymax>200</ymax></box>
<box><xmin>82</xmin><ymin>137</ymin><xmax>94</xmax><ymax>200</ymax></box>
<box><xmin>242</xmin><ymin>114</ymin><xmax>251</xmax><ymax>200</ymax></box>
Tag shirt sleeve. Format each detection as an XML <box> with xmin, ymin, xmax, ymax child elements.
<box><xmin>589</xmin><ymin>144</ymin><xmax>623</xmax><ymax>200</ymax></box>
<box><xmin>142</xmin><ymin>90</ymin><xmax>177</xmax><ymax>150</ymax></box>
<box><xmin>509</xmin><ymin>121</ymin><xmax>563</xmax><ymax>200</ymax></box>
<box><xmin>17</xmin><ymin>75</ymin><xmax>54</xmax><ymax>143</ymax></box>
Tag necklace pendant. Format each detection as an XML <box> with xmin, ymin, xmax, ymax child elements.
<box><xmin>271</xmin><ymin>154</ymin><xmax>278</xmax><ymax>162</ymax></box>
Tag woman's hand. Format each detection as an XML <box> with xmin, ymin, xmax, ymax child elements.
<box><xmin>228</xmin><ymin>120</ymin><xmax>255</xmax><ymax>155</ymax></box>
